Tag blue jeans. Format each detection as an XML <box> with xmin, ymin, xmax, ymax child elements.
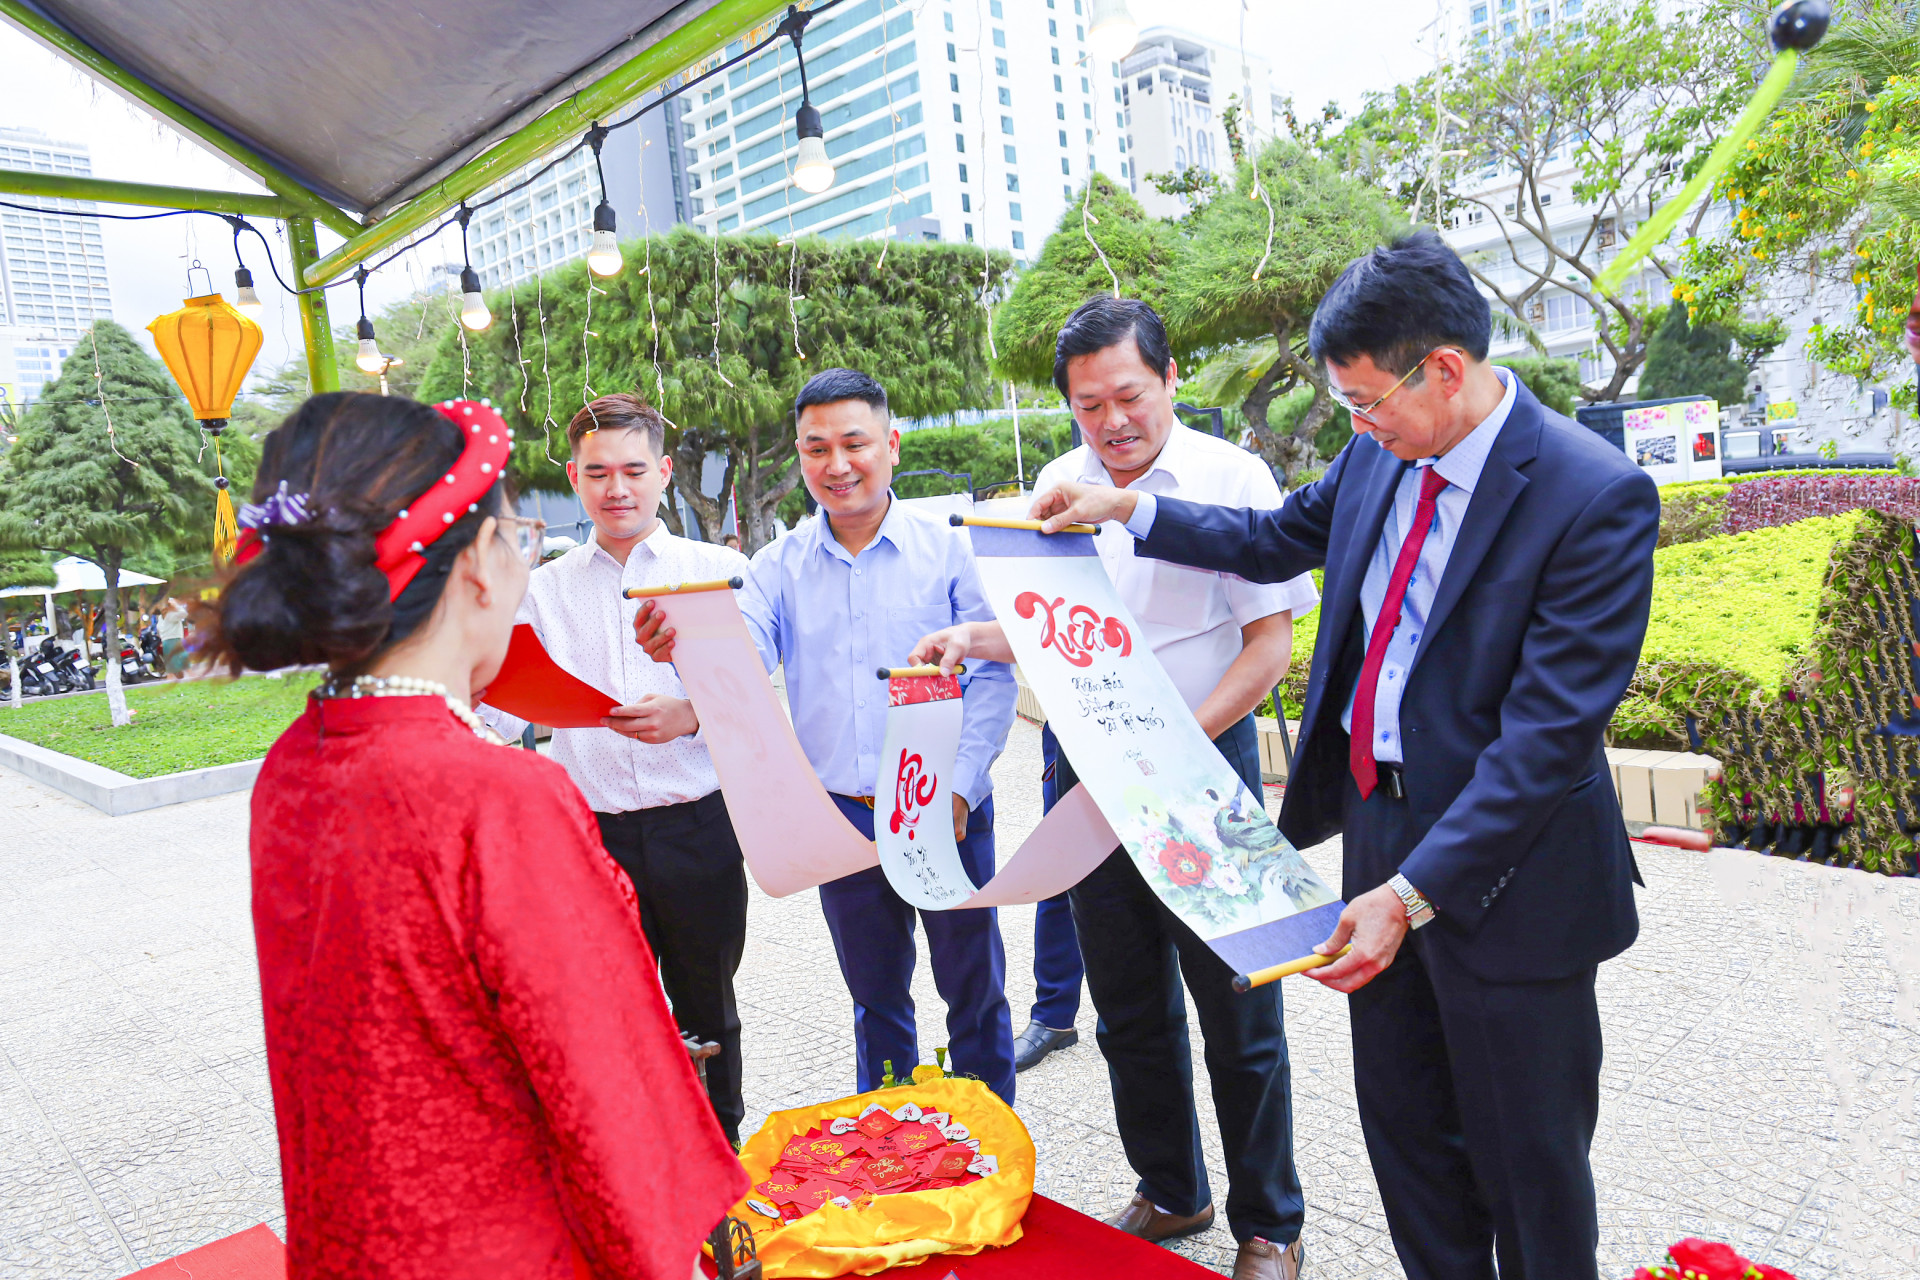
<box><xmin>821</xmin><ymin>794</ymin><xmax>1016</xmax><ymax>1103</ymax></box>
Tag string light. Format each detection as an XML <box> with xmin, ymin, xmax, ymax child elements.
<box><xmin>584</xmin><ymin>123</ymin><xmax>625</xmax><ymax>277</ymax></box>
<box><xmin>221</xmin><ymin>217</ymin><xmax>265</xmax><ymax>318</ymax></box>
<box><xmin>1087</xmin><ymin>0</ymin><xmax>1140</xmax><ymax>64</ymax></box>
<box><xmin>352</xmin><ymin>265</ymin><xmax>388</xmax><ymax>374</ymax></box>
<box><xmin>456</xmin><ymin>205</ymin><xmax>492</xmax><ymax>331</ymax></box>
<box><xmin>785</xmin><ymin>7</ymin><xmax>836</xmax><ymax>194</ymax></box>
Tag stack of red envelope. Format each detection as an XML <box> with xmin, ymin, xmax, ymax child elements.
<box><xmin>746</xmin><ymin>1101</ymin><xmax>1001</xmax><ymax>1225</ymax></box>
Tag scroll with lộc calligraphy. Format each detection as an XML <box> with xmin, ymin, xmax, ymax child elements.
<box><xmin>874</xmin><ymin>671</ymin><xmax>1118</xmax><ymax>910</ymax></box>
<box><xmin>962</xmin><ymin>522</ymin><xmax>1344</xmax><ymax>981</ymax></box>
<box><xmin>640</xmin><ymin>582</ymin><xmax>1116</xmax><ymax>901</ymax></box>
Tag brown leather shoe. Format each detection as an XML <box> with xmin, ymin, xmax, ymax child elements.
<box><xmin>1232</xmin><ymin>1236</ymin><xmax>1304</xmax><ymax>1280</ymax></box>
<box><xmin>1105</xmin><ymin>1193</ymin><xmax>1215</xmax><ymax>1242</ymax></box>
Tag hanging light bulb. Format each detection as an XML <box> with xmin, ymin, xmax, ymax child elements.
<box><xmin>783</xmin><ymin>13</ymin><xmax>835</xmax><ymax>195</ymax></box>
<box><xmin>351</xmin><ymin>264</ymin><xmax>386</xmax><ymax>374</ymax></box>
<box><xmin>583</xmin><ymin>123</ymin><xmax>625</xmax><ymax>276</ymax></box>
<box><xmin>455</xmin><ymin>204</ymin><xmax>492</xmax><ymax>331</ymax></box>
<box><xmin>233</xmin><ymin>266</ymin><xmax>263</xmax><ymax>319</ymax></box>
<box><xmin>588</xmin><ymin>200</ymin><xmax>623</xmax><ymax>276</ymax></box>
<box><xmin>794</xmin><ymin>102</ymin><xmax>834</xmax><ymax>194</ymax></box>
<box><xmin>1088</xmin><ymin>0</ymin><xmax>1141</xmax><ymax>63</ymax></box>
<box><xmin>459</xmin><ymin>266</ymin><xmax>492</xmax><ymax>331</ymax></box>
<box><xmin>355</xmin><ymin>316</ymin><xmax>385</xmax><ymax>374</ymax></box>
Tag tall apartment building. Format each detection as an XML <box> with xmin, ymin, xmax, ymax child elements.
<box><xmin>0</xmin><ymin>128</ymin><xmax>113</xmax><ymax>414</ymax></box>
<box><xmin>1118</xmin><ymin>28</ymin><xmax>1279</xmax><ymax>220</ymax></box>
<box><xmin>679</xmin><ymin>0</ymin><xmax>1131</xmax><ymax>259</ymax></box>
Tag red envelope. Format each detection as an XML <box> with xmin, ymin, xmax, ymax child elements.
<box><xmin>476</xmin><ymin>624</ymin><xmax>619</xmax><ymax>728</ymax></box>
<box><xmin>818</xmin><ymin>1153</ymin><xmax>867</xmax><ymax>1182</ymax></box>
<box><xmin>929</xmin><ymin>1147</ymin><xmax>973</xmax><ymax>1180</ymax></box>
<box><xmin>890</xmin><ymin>1120</ymin><xmax>947</xmax><ymax>1154</ymax></box>
<box><xmin>860</xmin><ymin>1154</ymin><xmax>914</xmax><ymax>1189</ymax></box>
<box><xmin>862</xmin><ymin>1131</ymin><xmax>910</xmax><ymax>1160</ymax></box>
<box><xmin>856</xmin><ymin>1109</ymin><xmax>900</xmax><ymax>1140</ymax></box>
<box><xmin>785</xmin><ymin>1177</ymin><xmax>843</xmax><ymax>1211</ymax></box>
<box><xmin>800</xmin><ymin>1134</ymin><xmax>861</xmax><ymax>1165</ymax></box>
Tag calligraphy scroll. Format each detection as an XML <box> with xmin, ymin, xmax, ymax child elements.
<box><xmin>874</xmin><ymin>670</ymin><xmax>1118</xmax><ymax>910</ymax></box>
<box><xmin>961</xmin><ymin>521</ymin><xmax>1344</xmax><ymax>978</ymax></box>
<box><xmin>642</xmin><ymin>583</ymin><xmax>1116</xmax><ymax>903</ymax></box>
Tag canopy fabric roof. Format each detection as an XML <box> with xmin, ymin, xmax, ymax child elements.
<box><xmin>0</xmin><ymin>557</ymin><xmax>166</xmax><ymax>598</ymax></box>
<box><xmin>10</xmin><ymin>0</ymin><xmax>733</xmax><ymax>215</ymax></box>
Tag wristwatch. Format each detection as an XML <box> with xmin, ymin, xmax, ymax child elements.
<box><xmin>1388</xmin><ymin>873</ymin><xmax>1436</xmax><ymax>930</ymax></box>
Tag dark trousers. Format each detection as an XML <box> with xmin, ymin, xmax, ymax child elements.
<box><xmin>1067</xmin><ymin>714</ymin><xmax>1304</xmax><ymax>1245</ymax></box>
<box><xmin>1029</xmin><ymin>724</ymin><xmax>1086</xmax><ymax>1029</ymax></box>
<box><xmin>823</xmin><ymin>794</ymin><xmax>1016</xmax><ymax>1103</ymax></box>
<box><xmin>595</xmin><ymin>792</ymin><xmax>748</xmax><ymax>1145</ymax></box>
<box><xmin>1343</xmin><ymin>775</ymin><xmax>1603</xmax><ymax>1280</ymax></box>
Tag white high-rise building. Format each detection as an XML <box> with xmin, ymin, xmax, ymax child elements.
<box><xmin>1118</xmin><ymin>28</ymin><xmax>1278</xmax><ymax>220</ymax></box>
<box><xmin>0</xmin><ymin>128</ymin><xmax>113</xmax><ymax>415</ymax></box>
<box><xmin>681</xmin><ymin>0</ymin><xmax>1131</xmax><ymax>260</ymax></box>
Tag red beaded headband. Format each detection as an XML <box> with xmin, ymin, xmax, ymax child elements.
<box><xmin>373</xmin><ymin>400</ymin><xmax>514</xmax><ymax>600</ymax></box>
<box><xmin>232</xmin><ymin>399</ymin><xmax>513</xmax><ymax>602</ymax></box>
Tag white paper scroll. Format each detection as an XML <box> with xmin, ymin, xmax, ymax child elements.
<box><xmin>654</xmin><ymin>584</ymin><xmax>1115</xmax><ymax>903</ymax></box>
<box><xmin>964</xmin><ymin>523</ymin><xmax>1344</xmax><ymax>975</ymax></box>
<box><xmin>874</xmin><ymin>672</ymin><xmax>1118</xmax><ymax>909</ymax></box>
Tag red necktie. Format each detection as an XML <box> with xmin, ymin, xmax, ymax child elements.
<box><xmin>1351</xmin><ymin>465</ymin><xmax>1450</xmax><ymax>800</ymax></box>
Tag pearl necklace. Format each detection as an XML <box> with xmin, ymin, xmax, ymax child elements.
<box><xmin>319</xmin><ymin>673</ymin><xmax>509</xmax><ymax>746</ymax></box>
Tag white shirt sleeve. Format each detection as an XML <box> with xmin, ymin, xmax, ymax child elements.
<box><xmin>1223</xmin><ymin>462</ymin><xmax>1319</xmax><ymax>626</ymax></box>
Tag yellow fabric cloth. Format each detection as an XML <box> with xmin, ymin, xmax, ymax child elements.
<box><xmin>725</xmin><ymin>1077</ymin><xmax>1034</xmax><ymax>1278</ymax></box>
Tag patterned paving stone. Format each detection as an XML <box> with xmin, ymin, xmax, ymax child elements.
<box><xmin>1</xmin><ymin>717</ymin><xmax>1917</xmax><ymax>1277</ymax></box>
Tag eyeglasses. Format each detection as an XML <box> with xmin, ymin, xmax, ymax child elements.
<box><xmin>1326</xmin><ymin>347</ymin><xmax>1453</xmax><ymax>421</ymax></box>
<box><xmin>495</xmin><ymin>514</ymin><xmax>547</xmax><ymax>567</ymax></box>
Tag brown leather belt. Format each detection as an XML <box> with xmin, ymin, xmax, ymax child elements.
<box><xmin>832</xmin><ymin>793</ymin><xmax>877</xmax><ymax>809</ymax></box>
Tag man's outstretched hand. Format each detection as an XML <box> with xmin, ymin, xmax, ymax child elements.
<box><xmin>1028</xmin><ymin>481</ymin><xmax>1141</xmax><ymax>534</ymax></box>
<box><xmin>1308</xmin><ymin>883</ymin><xmax>1411</xmax><ymax>994</ymax></box>
<box><xmin>632</xmin><ymin>598</ymin><xmax>677</xmax><ymax>663</ymax></box>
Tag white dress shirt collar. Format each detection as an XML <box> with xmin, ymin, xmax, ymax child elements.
<box><xmin>812</xmin><ymin>492</ymin><xmax>905</xmax><ymax>564</ymax></box>
<box><xmin>588</xmin><ymin>518</ymin><xmax>673</xmax><ymax>569</ymax></box>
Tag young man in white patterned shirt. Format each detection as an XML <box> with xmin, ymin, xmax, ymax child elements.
<box><xmin>479</xmin><ymin>393</ymin><xmax>751</xmax><ymax>1144</ymax></box>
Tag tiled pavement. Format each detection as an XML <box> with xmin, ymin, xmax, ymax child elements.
<box><xmin>3</xmin><ymin>717</ymin><xmax>1918</xmax><ymax>1278</ymax></box>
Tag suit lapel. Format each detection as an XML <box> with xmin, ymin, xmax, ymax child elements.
<box><xmin>1410</xmin><ymin>386</ymin><xmax>1542</xmax><ymax>673</ymax></box>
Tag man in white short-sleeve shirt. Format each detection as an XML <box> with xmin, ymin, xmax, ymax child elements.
<box><xmin>910</xmin><ymin>298</ymin><xmax>1317</xmax><ymax>1280</ymax></box>
<box><xmin>479</xmin><ymin>393</ymin><xmax>750</xmax><ymax>1147</ymax></box>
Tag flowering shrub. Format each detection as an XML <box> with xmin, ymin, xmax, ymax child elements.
<box><xmin>1626</xmin><ymin>1237</ymin><xmax>1796</xmax><ymax>1280</ymax></box>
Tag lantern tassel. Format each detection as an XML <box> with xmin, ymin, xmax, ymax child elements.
<box><xmin>212</xmin><ymin>437</ymin><xmax>238</xmax><ymax>567</ymax></box>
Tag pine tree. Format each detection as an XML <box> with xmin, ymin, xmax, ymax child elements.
<box><xmin>1636</xmin><ymin>301</ymin><xmax>1747</xmax><ymax>407</ymax></box>
<box><xmin>0</xmin><ymin>321</ymin><xmax>207</xmax><ymax>725</ymax></box>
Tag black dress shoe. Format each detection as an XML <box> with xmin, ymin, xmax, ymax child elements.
<box><xmin>1012</xmin><ymin>1020</ymin><xmax>1078</xmax><ymax>1071</ymax></box>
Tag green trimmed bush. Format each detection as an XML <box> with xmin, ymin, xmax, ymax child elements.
<box><xmin>1618</xmin><ymin>509</ymin><xmax>1919</xmax><ymax>872</ymax></box>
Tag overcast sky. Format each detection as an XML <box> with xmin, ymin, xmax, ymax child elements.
<box><xmin>0</xmin><ymin>0</ymin><xmax>1436</xmax><ymax>377</ymax></box>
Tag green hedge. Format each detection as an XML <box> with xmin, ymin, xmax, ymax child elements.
<box><xmin>1657</xmin><ymin>469</ymin><xmax>1897</xmax><ymax>548</ymax></box>
<box><xmin>1618</xmin><ymin>509</ymin><xmax>1918</xmax><ymax>872</ymax></box>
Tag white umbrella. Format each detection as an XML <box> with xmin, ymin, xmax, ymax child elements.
<box><xmin>0</xmin><ymin>557</ymin><xmax>169</xmax><ymax>659</ymax></box>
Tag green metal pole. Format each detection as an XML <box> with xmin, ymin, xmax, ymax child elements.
<box><xmin>286</xmin><ymin>217</ymin><xmax>339</xmax><ymax>395</ymax></box>
<box><xmin>304</xmin><ymin>0</ymin><xmax>785</xmax><ymax>286</ymax></box>
<box><xmin>0</xmin><ymin>169</ymin><xmax>303</xmax><ymax>219</ymax></box>
<box><xmin>0</xmin><ymin>0</ymin><xmax>361</xmax><ymax>239</ymax></box>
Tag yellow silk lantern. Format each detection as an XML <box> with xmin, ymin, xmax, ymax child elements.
<box><xmin>148</xmin><ymin>293</ymin><xmax>264</xmax><ymax>565</ymax></box>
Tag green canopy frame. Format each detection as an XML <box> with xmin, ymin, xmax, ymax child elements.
<box><xmin>0</xmin><ymin>0</ymin><xmax>788</xmax><ymax>396</ymax></box>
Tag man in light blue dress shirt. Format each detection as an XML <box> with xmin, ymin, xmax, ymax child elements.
<box><xmin>636</xmin><ymin>368</ymin><xmax>1020</xmax><ymax>1101</ymax></box>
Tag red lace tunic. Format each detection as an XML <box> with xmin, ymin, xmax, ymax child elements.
<box><xmin>251</xmin><ymin>695</ymin><xmax>746</xmax><ymax>1279</ymax></box>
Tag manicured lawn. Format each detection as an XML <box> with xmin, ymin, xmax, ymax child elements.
<box><xmin>0</xmin><ymin>673</ymin><xmax>320</xmax><ymax>777</ymax></box>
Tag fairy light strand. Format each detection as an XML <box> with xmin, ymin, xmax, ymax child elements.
<box><xmin>1240</xmin><ymin>0</ymin><xmax>1276</xmax><ymax>282</ymax></box>
<box><xmin>972</xmin><ymin>0</ymin><xmax>998</xmax><ymax>358</ymax></box>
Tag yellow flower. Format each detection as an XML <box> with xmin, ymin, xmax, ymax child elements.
<box><xmin>1866</xmin><ymin>100</ymin><xmax>1879</xmax><ymax>112</ymax></box>
<box><xmin>1747</xmin><ymin>139</ymin><xmax>1760</xmax><ymax>151</ymax></box>
<box><xmin>911</xmin><ymin>1064</ymin><xmax>945</xmax><ymax>1083</ymax></box>
<box><xmin>1848</xmin><ymin>169</ymin><xmax>1860</xmax><ymax>179</ymax></box>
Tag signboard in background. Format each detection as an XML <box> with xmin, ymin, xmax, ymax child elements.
<box><xmin>1622</xmin><ymin>398</ymin><xmax>1721</xmax><ymax>483</ymax></box>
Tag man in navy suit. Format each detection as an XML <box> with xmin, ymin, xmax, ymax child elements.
<box><xmin>1031</xmin><ymin>230</ymin><xmax>1658</xmax><ymax>1280</ymax></box>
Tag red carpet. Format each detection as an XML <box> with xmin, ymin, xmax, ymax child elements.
<box><xmin>119</xmin><ymin>1224</ymin><xmax>286</xmax><ymax>1279</ymax></box>
<box><xmin>706</xmin><ymin>1194</ymin><xmax>1222</xmax><ymax>1277</ymax></box>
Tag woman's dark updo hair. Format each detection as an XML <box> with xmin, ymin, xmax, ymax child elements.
<box><xmin>200</xmin><ymin>392</ymin><xmax>512</xmax><ymax>675</ymax></box>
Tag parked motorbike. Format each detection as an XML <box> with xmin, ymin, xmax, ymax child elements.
<box><xmin>45</xmin><ymin>638</ymin><xmax>96</xmax><ymax>692</ymax></box>
<box><xmin>139</xmin><ymin>623</ymin><xmax>164</xmax><ymax>676</ymax></box>
<box><xmin>19</xmin><ymin>638</ymin><xmax>74</xmax><ymax>697</ymax></box>
<box><xmin>117</xmin><ymin>640</ymin><xmax>151</xmax><ymax>685</ymax></box>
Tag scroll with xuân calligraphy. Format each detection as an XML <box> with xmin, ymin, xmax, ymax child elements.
<box><xmin>637</xmin><ymin>581</ymin><xmax>1115</xmax><ymax>901</ymax></box>
<box><xmin>960</xmin><ymin>522</ymin><xmax>1344</xmax><ymax>979</ymax></box>
<box><xmin>874</xmin><ymin>671</ymin><xmax>1119</xmax><ymax>909</ymax></box>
